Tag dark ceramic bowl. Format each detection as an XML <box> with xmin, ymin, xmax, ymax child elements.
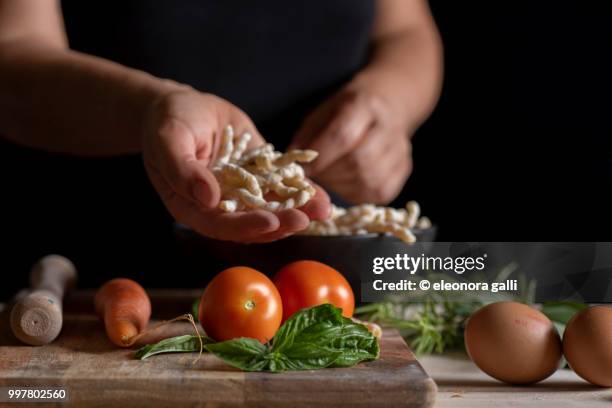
<box><xmin>175</xmin><ymin>224</ymin><xmax>437</xmax><ymax>301</ymax></box>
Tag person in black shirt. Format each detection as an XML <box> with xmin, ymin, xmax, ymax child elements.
<box><xmin>0</xmin><ymin>1</ymin><xmax>441</xmax><ymax>295</ymax></box>
<box><xmin>0</xmin><ymin>0</ymin><xmax>441</xmax><ymax>241</ymax></box>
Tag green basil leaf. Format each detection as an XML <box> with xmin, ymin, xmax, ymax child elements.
<box><xmin>272</xmin><ymin>303</ymin><xmax>344</xmax><ymax>353</ymax></box>
<box><xmin>270</xmin><ymin>304</ymin><xmax>379</xmax><ymax>371</ymax></box>
<box><xmin>541</xmin><ymin>301</ymin><xmax>587</xmax><ymax>325</ymax></box>
<box><xmin>267</xmin><ymin>347</ymin><xmax>343</xmax><ymax>371</ymax></box>
<box><xmin>135</xmin><ymin>334</ymin><xmax>213</xmax><ymax>360</ymax></box>
<box><xmin>330</xmin><ymin>317</ymin><xmax>380</xmax><ymax>367</ymax></box>
<box><xmin>205</xmin><ymin>337</ymin><xmax>269</xmax><ymax>371</ymax></box>
<box><xmin>191</xmin><ymin>298</ymin><xmax>200</xmax><ymax>320</ymax></box>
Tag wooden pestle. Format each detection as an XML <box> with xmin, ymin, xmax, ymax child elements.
<box><xmin>10</xmin><ymin>255</ymin><xmax>77</xmax><ymax>345</ymax></box>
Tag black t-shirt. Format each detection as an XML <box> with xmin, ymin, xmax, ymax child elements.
<box><xmin>0</xmin><ymin>1</ymin><xmax>377</xmax><ymax>298</ymax></box>
<box><xmin>61</xmin><ymin>0</ymin><xmax>376</xmax><ymax>148</ymax></box>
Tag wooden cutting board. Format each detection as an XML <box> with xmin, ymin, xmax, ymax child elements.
<box><xmin>0</xmin><ymin>290</ymin><xmax>436</xmax><ymax>408</ymax></box>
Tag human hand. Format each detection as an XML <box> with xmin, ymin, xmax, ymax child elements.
<box><xmin>290</xmin><ymin>83</ymin><xmax>414</xmax><ymax>204</ymax></box>
<box><xmin>141</xmin><ymin>88</ymin><xmax>330</xmax><ymax>243</ymax></box>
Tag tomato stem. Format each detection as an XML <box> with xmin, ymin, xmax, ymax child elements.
<box><xmin>245</xmin><ymin>300</ymin><xmax>255</xmax><ymax>310</ymax></box>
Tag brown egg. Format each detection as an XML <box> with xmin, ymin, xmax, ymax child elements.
<box><xmin>464</xmin><ymin>301</ymin><xmax>562</xmax><ymax>384</ymax></box>
<box><xmin>563</xmin><ymin>306</ymin><xmax>612</xmax><ymax>387</ymax></box>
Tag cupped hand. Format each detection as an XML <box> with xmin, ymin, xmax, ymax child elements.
<box><xmin>291</xmin><ymin>84</ymin><xmax>414</xmax><ymax>204</ymax></box>
<box><xmin>141</xmin><ymin>88</ymin><xmax>330</xmax><ymax>243</ymax></box>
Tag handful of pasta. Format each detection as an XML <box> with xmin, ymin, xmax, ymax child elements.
<box><xmin>212</xmin><ymin>125</ymin><xmax>431</xmax><ymax>244</ymax></box>
<box><xmin>212</xmin><ymin>125</ymin><xmax>318</xmax><ymax>212</ymax></box>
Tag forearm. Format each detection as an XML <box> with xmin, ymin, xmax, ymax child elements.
<box><xmin>354</xmin><ymin>18</ymin><xmax>443</xmax><ymax>129</ymax></box>
<box><xmin>0</xmin><ymin>39</ymin><xmax>183</xmax><ymax>155</ymax></box>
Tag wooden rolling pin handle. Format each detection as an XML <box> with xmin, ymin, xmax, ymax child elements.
<box><xmin>30</xmin><ymin>255</ymin><xmax>77</xmax><ymax>298</ymax></box>
<box><xmin>10</xmin><ymin>255</ymin><xmax>77</xmax><ymax>346</ymax></box>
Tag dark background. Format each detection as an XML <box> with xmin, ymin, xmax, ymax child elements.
<box><xmin>1</xmin><ymin>0</ymin><xmax>611</xmax><ymax>299</ymax></box>
<box><xmin>401</xmin><ymin>0</ymin><xmax>612</xmax><ymax>241</ymax></box>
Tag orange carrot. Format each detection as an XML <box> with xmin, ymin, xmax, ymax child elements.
<box><xmin>94</xmin><ymin>278</ymin><xmax>151</xmax><ymax>347</ymax></box>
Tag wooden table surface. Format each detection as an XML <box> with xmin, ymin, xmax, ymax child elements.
<box><xmin>0</xmin><ymin>291</ymin><xmax>436</xmax><ymax>408</ymax></box>
<box><xmin>419</xmin><ymin>352</ymin><xmax>612</xmax><ymax>407</ymax></box>
<box><xmin>3</xmin><ymin>292</ymin><xmax>611</xmax><ymax>407</ymax></box>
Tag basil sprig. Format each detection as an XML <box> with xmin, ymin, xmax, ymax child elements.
<box><xmin>135</xmin><ymin>334</ymin><xmax>214</xmax><ymax>360</ymax></box>
<box><xmin>135</xmin><ymin>304</ymin><xmax>380</xmax><ymax>372</ymax></box>
<box><xmin>208</xmin><ymin>303</ymin><xmax>379</xmax><ymax>371</ymax></box>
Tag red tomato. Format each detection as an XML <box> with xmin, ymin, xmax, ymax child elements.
<box><xmin>273</xmin><ymin>260</ymin><xmax>354</xmax><ymax>322</ymax></box>
<box><xmin>199</xmin><ymin>266</ymin><xmax>282</xmax><ymax>343</ymax></box>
